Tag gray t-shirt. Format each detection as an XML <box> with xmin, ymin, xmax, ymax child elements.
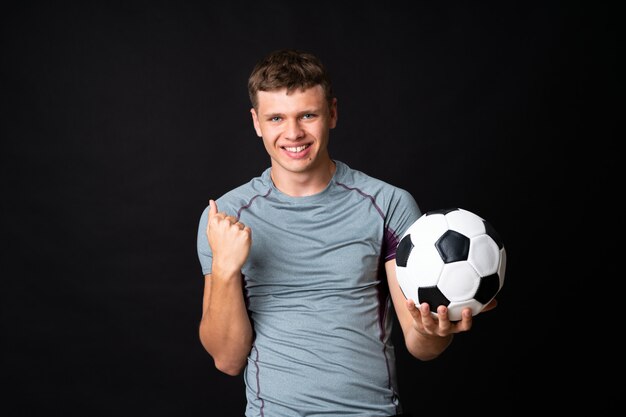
<box><xmin>197</xmin><ymin>160</ymin><xmax>421</xmax><ymax>417</ymax></box>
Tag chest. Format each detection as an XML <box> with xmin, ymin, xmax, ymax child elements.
<box><xmin>240</xmin><ymin>199</ymin><xmax>385</xmax><ymax>289</ymax></box>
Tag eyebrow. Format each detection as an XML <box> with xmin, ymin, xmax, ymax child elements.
<box><xmin>261</xmin><ymin>108</ymin><xmax>321</xmax><ymax>118</ymax></box>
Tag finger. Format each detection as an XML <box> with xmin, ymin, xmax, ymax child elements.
<box><xmin>419</xmin><ymin>303</ymin><xmax>434</xmax><ymax>326</ymax></box>
<box><xmin>437</xmin><ymin>305</ymin><xmax>448</xmax><ymax>316</ymax></box>
<box><xmin>418</xmin><ymin>302</ymin><xmax>439</xmax><ymax>334</ymax></box>
<box><xmin>436</xmin><ymin>305</ymin><xmax>450</xmax><ymax>324</ymax></box>
<box><xmin>420</xmin><ymin>302</ymin><xmax>432</xmax><ymax>317</ymax></box>
<box><xmin>456</xmin><ymin>308</ymin><xmax>473</xmax><ymax>331</ymax></box>
<box><xmin>406</xmin><ymin>299</ymin><xmax>420</xmax><ymax>319</ymax></box>
<box><xmin>208</xmin><ymin>199</ymin><xmax>218</xmax><ymax>219</ymax></box>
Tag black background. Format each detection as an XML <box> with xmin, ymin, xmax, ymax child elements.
<box><xmin>1</xmin><ymin>1</ymin><xmax>616</xmax><ymax>416</ymax></box>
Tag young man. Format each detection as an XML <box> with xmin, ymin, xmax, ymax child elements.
<box><xmin>197</xmin><ymin>48</ymin><xmax>495</xmax><ymax>417</ymax></box>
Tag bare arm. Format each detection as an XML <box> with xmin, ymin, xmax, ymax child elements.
<box><xmin>198</xmin><ymin>200</ymin><xmax>254</xmax><ymax>375</ymax></box>
<box><xmin>387</xmin><ymin>259</ymin><xmax>498</xmax><ymax>360</ymax></box>
<box><xmin>386</xmin><ymin>259</ymin><xmax>464</xmax><ymax>360</ymax></box>
<box><xmin>387</xmin><ymin>259</ymin><xmax>453</xmax><ymax>360</ymax></box>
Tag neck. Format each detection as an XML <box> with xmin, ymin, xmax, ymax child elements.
<box><xmin>270</xmin><ymin>159</ymin><xmax>336</xmax><ymax>197</ymax></box>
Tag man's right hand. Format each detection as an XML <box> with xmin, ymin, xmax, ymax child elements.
<box><xmin>206</xmin><ymin>199</ymin><xmax>252</xmax><ymax>275</ymax></box>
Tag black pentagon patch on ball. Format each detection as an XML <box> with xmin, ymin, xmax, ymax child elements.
<box><xmin>418</xmin><ymin>286</ymin><xmax>450</xmax><ymax>313</ymax></box>
<box><xmin>483</xmin><ymin>220</ymin><xmax>504</xmax><ymax>249</ymax></box>
<box><xmin>435</xmin><ymin>230</ymin><xmax>470</xmax><ymax>263</ymax></box>
<box><xmin>474</xmin><ymin>273</ymin><xmax>500</xmax><ymax>304</ymax></box>
<box><xmin>396</xmin><ymin>234</ymin><xmax>413</xmax><ymax>268</ymax></box>
<box><xmin>424</xmin><ymin>207</ymin><xmax>460</xmax><ymax>216</ymax></box>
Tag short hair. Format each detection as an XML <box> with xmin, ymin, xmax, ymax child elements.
<box><xmin>247</xmin><ymin>48</ymin><xmax>334</xmax><ymax>110</ymax></box>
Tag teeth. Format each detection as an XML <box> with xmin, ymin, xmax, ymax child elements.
<box><xmin>285</xmin><ymin>145</ymin><xmax>308</xmax><ymax>152</ymax></box>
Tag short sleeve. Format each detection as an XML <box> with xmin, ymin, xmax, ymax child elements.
<box><xmin>383</xmin><ymin>188</ymin><xmax>421</xmax><ymax>262</ymax></box>
<box><xmin>197</xmin><ymin>205</ymin><xmax>213</xmax><ymax>276</ymax></box>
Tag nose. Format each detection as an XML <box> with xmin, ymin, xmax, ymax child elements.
<box><xmin>284</xmin><ymin>118</ymin><xmax>305</xmax><ymax>141</ymax></box>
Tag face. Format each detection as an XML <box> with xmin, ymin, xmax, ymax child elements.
<box><xmin>251</xmin><ymin>85</ymin><xmax>337</xmax><ymax>180</ymax></box>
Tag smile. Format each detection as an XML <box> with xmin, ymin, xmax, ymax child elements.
<box><xmin>283</xmin><ymin>145</ymin><xmax>310</xmax><ymax>153</ymax></box>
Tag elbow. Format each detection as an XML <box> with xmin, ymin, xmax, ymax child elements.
<box><xmin>200</xmin><ymin>340</ymin><xmax>247</xmax><ymax>375</ymax></box>
<box><xmin>214</xmin><ymin>358</ymin><xmax>246</xmax><ymax>376</ymax></box>
<box><xmin>198</xmin><ymin>329</ymin><xmax>248</xmax><ymax>376</ymax></box>
<box><xmin>408</xmin><ymin>349</ymin><xmax>441</xmax><ymax>362</ymax></box>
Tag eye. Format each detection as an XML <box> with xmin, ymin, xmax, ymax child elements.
<box><xmin>270</xmin><ymin>116</ymin><xmax>282</xmax><ymax>122</ymax></box>
<box><xmin>302</xmin><ymin>113</ymin><xmax>315</xmax><ymax>120</ymax></box>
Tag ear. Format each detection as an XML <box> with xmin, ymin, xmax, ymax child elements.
<box><xmin>250</xmin><ymin>108</ymin><xmax>263</xmax><ymax>137</ymax></box>
<box><xmin>329</xmin><ymin>98</ymin><xmax>338</xmax><ymax>129</ymax></box>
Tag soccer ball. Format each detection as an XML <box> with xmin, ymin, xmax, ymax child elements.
<box><xmin>395</xmin><ymin>208</ymin><xmax>506</xmax><ymax>321</ymax></box>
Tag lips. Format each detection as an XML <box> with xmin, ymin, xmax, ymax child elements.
<box><xmin>283</xmin><ymin>145</ymin><xmax>310</xmax><ymax>153</ymax></box>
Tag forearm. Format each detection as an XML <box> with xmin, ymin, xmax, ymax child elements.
<box><xmin>386</xmin><ymin>260</ymin><xmax>455</xmax><ymax>361</ymax></box>
<box><xmin>199</xmin><ymin>269</ymin><xmax>253</xmax><ymax>375</ymax></box>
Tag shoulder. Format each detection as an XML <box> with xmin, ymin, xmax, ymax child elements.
<box><xmin>216</xmin><ymin>170</ymin><xmax>273</xmax><ymax>216</ymax></box>
<box><xmin>334</xmin><ymin>160</ymin><xmax>417</xmax><ymax>206</ymax></box>
<box><xmin>198</xmin><ymin>168</ymin><xmax>272</xmax><ymax>220</ymax></box>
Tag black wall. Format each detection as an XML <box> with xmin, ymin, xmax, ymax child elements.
<box><xmin>1</xmin><ymin>2</ymin><xmax>615</xmax><ymax>416</ymax></box>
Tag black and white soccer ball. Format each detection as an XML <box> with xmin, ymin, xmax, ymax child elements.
<box><xmin>395</xmin><ymin>208</ymin><xmax>506</xmax><ymax>321</ymax></box>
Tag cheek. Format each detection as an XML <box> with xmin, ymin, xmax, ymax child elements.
<box><xmin>315</xmin><ymin>128</ymin><xmax>331</xmax><ymax>145</ymax></box>
<box><xmin>258</xmin><ymin>121</ymin><xmax>279</xmax><ymax>134</ymax></box>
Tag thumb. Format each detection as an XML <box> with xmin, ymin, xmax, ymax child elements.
<box><xmin>208</xmin><ymin>199</ymin><xmax>218</xmax><ymax>219</ymax></box>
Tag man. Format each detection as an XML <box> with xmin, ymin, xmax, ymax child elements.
<box><xmin>197</xmin><ymin>48</ymin><xmax>496</xmax><ymax>417</ymax></box>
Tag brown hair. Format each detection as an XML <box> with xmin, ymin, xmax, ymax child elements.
<box><xmin>247</xmin><ymin>48</ymin><xmax>334</xmax><ymax>109</ymax></box>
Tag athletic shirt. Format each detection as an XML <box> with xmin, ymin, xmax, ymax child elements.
<box><xmin>197</xmin><ymin>160</ymin><xmax>421</xmax><ymax>417</ymax></box>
